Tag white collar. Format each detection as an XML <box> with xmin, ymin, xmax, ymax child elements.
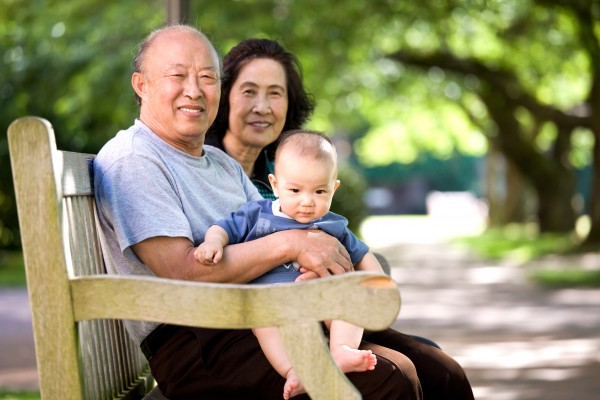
<box><xmin>271</xmin><ymin>199</ymin><xmax>293</xmax><ymax>219</ymax></box>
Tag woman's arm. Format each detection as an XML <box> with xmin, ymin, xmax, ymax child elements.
<box><xmin>132</xmin><ymin>229</ymin><xmax>352</xmax><ymax>284</ymax></box>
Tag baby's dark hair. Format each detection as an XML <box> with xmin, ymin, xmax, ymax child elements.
<box><xmin>274</xmin><ymin>129</ymin><xmax>338</xmax><ymax>170</ymax></box>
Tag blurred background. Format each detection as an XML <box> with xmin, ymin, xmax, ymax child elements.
<box><xmin>3</xmin><ymin>0</ymin><xmax>600</xmax><ymax>247</ymax></box>
<box><xmin>3</xmin><ymin>0</ymin><xmax>600</xmax><ymax>248</ymax></box>
<box><xmin>1</xmin><ymin>1</ymin><xmax>600</xmax><ymax>399</ymax></box>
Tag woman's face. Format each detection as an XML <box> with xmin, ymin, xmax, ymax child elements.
<box><xmin>226</xmin><ymin>58</ymin><xmax>289</xmax><ymax>151</ymax></box>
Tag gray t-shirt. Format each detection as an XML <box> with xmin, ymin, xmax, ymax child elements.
<box><xmin>93</xmin><ymin>119</ymin><xmax>261</xmax><ymax>344</ymax></box>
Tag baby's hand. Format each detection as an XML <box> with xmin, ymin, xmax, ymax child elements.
<box><xmin>194</xmin><ymin>243</ymin><xmax>223</xmax><ymax>265</ymax></box>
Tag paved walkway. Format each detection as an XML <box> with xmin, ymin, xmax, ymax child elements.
<box><xmin>0</xmin><ymin>288</ymin><xmax>37</xmax><ymax>390</ymax></box>
<box><xmin>363</xmin><ymin>216</ymin><xmax>600</xmax><ymax>400</ymax></box>
<box><xmin>1</xmin><ymin>216</ymin><xmax>600</xmax><ymax>399</ymax></box>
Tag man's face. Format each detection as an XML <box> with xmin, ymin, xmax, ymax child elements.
<box><xmin>133</xmin><ymin>29</ymin><xmax>221</xmax><ymax>155</ymax></box>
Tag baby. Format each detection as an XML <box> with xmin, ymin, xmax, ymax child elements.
<box><xmin>196</xmin><ymin>129</ymin><xmax>385</xmax><ymax>399</ymax></box>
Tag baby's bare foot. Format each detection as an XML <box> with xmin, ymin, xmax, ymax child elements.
<box><xmin>331</xmin><ymin>344</ymin><xmax>377</xmax><ymax>373</ymax></box>
<box><xmin>283</xmin><ymin>369</ymin><xmax>305</xmax><ymax>399</ymax></box>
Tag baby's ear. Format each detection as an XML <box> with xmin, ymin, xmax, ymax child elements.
<box><xmin>333</xmin><ymin>179</ymin><xmax>341</xmax><ymax>192</ymax></box>
<box><xmin>268</xmin><ymin>174</ymin><xmax>279</xmax><ymax>197</ymax></box>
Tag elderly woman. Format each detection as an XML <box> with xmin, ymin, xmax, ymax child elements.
<box><xmin>206</xmin><ymin>38</ymin><xmax>313</xmax><ymax>198</ymax></box>
<box><xmin>205</xmin><ymin>38</ymin><xmax>474</xmax><ymax>399</ymax></box>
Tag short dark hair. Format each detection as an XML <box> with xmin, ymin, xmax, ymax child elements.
<box><xmin>206</xmin><ymin>38</ymin><xmax>315</xmax><ymax>158</ymax></box>
<box><xmin>274</xmin><ymin>129</ymin><xmax>337</xmax><ymax>172</ymax></box>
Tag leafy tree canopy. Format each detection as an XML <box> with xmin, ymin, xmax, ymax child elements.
<box><xmin>1</xmin><ymin>0</ymin><xmax>596</xmax><ymax>246</ymax></box>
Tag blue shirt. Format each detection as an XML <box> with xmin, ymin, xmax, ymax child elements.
<box><xmin>215</xmin><ymin>199</ymin><xmax>369</xmax><ymax>284</ymax></box>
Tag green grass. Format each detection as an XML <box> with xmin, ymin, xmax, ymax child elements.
<box><xmin>528</xmin><ymin>268</ymin><xmax>600</xmax><ymax>288</ymax></box>
<box><xmin>0</xmin><ymin>251</ymin><xmax>26</xmax><ymax>287</ymax></box>
<box><xmin>452</xmin><ymin>223</ymin><xmax>576</xmax><ymax>263</ymax></box>
<box><xmin>0</xmin><ymin>390</ymin><xmax>40</xmax><ymax>400</ymax></box>
<box><xmin>452</xmin><ymin>223</ymin><xmax>600</xmax><ymax>288</ymax></box>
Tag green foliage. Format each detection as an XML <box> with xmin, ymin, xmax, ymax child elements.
<box><xmin>0</xmin><ymin>390</ymin><xmax>39</xmax><ymax>400</ymax></box>
<box><xmin>330</xmin><ymin>163</ymin><xmax>368</xmax><ymax>237</ymax></box>
<box><xmin>0</xmin><ymin>250</ymin><xmax>25</xmax><ymax>286</ymax></box>
<box><xmin>453</xmin><ymin>223</ymin><xmax>576</xmax><ymax>263</ymax></box>
<box><xmin>2</xmin><ymin>0</ymin><xmax>598</xmax><ymax>248</ymax></box>
<box><xmin>362</xmin><ymin>153</ymin><xmax>483</xmax><ymax>195</ymax></box>
<box><xmin>453</xmin><ymin>223</ymin><xmax>600</xmax><ymax>287</ymax></box>
<box><xmin>528</xmin><ymin>268</ymin><xmax>600</xmax><ymax>288</ymax></box>
<box><xmin>0</xmin><ymin>0</ymin><xmax>164</xmax><ymax>248</ymax></box>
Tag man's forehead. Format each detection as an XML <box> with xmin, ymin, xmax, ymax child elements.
<box><xmin>151</xmin><ymin>31</ymin><xmax>208</xmax><ymax>53</ymax></box>
<box><xmin>145</xmin><ymin>31</ymin><xmax>218</xmax><ymax>71</ymax></box>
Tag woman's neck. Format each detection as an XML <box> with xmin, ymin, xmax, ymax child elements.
<box><xmin>222</xmin><ymin>134</ymin><xmax>262</xmax><ymax>177</ymax></box>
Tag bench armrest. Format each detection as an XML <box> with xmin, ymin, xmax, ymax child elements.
<box><xmin>70</xmin><ymin>271</ymin><xmax>400</xmax><ymax>329</ymax></box>
<box><xmin>70</xmin><ymin>271</ymin><xmax>400</xmax><ymax>399</ymax></box>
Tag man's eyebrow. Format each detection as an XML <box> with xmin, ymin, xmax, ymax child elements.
<box><xmin>165</xmin><ymin>63</ymin><xmax>185</xmax><ymax>69</ymax></box>
<box><xmin>165</xmin><ymin>64</ymin><xmax>218</xmax><ymax>71</ymax></box>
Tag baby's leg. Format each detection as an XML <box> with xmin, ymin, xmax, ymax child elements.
<box><xmin>253</xmin><ymin>327</ymin><xmax>306</xmax><ymax>398</ymax></box>
<box><xmin>328</xmin><ymin>320</ymin><xmax>377</xmax><ymax>373</ymax></box>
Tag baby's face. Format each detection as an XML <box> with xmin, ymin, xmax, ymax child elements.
<box><xmin>269</xmin><ymin>153</ymin><xmax>339</xmax><ymax>224</ymax></box>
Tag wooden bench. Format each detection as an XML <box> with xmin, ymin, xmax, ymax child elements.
<box><xmin>8</xmin><ymin>116</ymin><xmax>402</xmax><ymax>400</ymax></box>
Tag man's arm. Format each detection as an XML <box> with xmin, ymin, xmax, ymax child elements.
<box><xmin>132</xmin><ymin>229</ymin><xmax>352</xmax><ymax>284</ymax></box>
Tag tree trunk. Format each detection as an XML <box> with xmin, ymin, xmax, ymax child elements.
<box><xmin>533</xmin><ymin>168</ymin><xmax>577</xmax><ymax>233</ymax></box>
<box><xmin>485</xmin><ymin>149</ymin><xmax>531</xmax><ymax>227</ymax></box>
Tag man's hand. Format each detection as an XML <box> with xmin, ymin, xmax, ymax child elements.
<box><xmin>292</xmin><ymin>230</ymin><xmax>352</xmax><ymax>279</ymax></box>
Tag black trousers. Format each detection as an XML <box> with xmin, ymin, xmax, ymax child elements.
<box><xmin>363</xmin><ymin>329</ymin><xmax>474</xmax><ymax>400</ymax></box>
<box><xmin>149</xmin><ymin>327</ymin><xmax>473</xmax><ymax>400</ymax></box>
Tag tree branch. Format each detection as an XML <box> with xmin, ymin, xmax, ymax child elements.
<box><xmin>387</xmin><ymin>50</ymin><xmax>593</xmax><ymax>130</ymax></box>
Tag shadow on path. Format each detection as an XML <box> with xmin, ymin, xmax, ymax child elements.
<box><xmin>362</xmin><ymin>217</ymin><xmax>600</xmax><ymax>400</ymax></box>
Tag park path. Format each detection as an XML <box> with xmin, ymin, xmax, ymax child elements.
<box><xmin>362</xmin><ymin>216</ymin><xmax>600</xmax><ymax>400</ymax></box>
<box><xmin>0</xmin><ymin>288</ymin><xmax>37</xmax><ymax>390</ymax></box>
<box><xmin>1</xmin><ymin>216</ymin><xmax>600</xmax><ymax>399</ymax></box>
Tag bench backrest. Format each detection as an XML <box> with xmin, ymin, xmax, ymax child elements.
<box><xmin>9</xmin><ymin>117</ymin><xmax>152</xmax><ymax>399</ymax></box>
<box><xmin>8</xmin><ymin>116</ymin><xmax>401</xmax><ymax>400</ymax></box>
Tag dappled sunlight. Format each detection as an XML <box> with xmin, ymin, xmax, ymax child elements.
<box><xmin>456</xmin><ymin>338</ymin><xmax>600</xmax><ymax>370</ymax></box>
<box><xmin>451</xmin><ymin>338</ymin><xmax>600</xmax><ymax>400</ymax></box>
<box><xmin>467</xmin><ymin>266</ymin><xmax>523</xmax><ymax>285</ymax></box>
<box><xmin>360</xmin><ymin>192</ymin><xmax>487</xmax><ymax>248</ymax></box>
<box><xmin>373</xmin><ymin>216</ymin><xmax>600</xmax><ymax>399</ymax></box>
<box><xmin>361</xmin><ymin>213</ymin><xmax>485</xmax><ymax>248</ymax></box>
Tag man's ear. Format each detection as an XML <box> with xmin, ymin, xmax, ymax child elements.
<box><xmin>268</xmin><ymin>174</ymin><xmax>279</xmax><ymax>198</ymax></box>
<box><xmin>131</xmin><ymin>72</ymin><xmax>146</xmax><ymax>101</ymax></box>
